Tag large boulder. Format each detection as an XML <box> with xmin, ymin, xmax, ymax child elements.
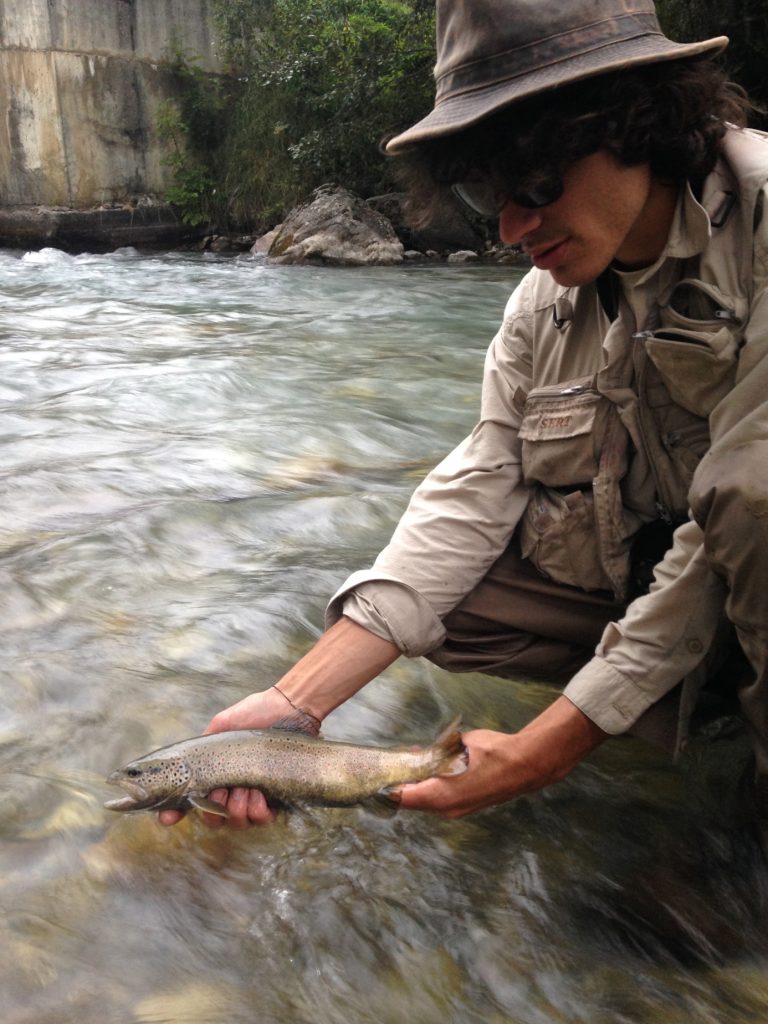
<box><xmin>267</xmin><ymin>185</ymin><xmax>404</xmax><ymax>266</ymax></box>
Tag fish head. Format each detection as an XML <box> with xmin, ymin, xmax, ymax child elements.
<box><xmin>104</xmin><ymin>753</ymin><xmax>193</xmax><ymax>813</ymax></box>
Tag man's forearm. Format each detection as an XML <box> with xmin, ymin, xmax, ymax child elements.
<box><xmin>274</xmin><ymin>615</ymin><xmax>401</xmax><ymax>720</ymax></box>
<box><xmin>514</xmin><ymin>694</ymin><xmax>609</xmax><ymax>787</ymax></box>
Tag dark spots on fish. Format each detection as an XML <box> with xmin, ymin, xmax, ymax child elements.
<box><xmin>164</xmin><ymin>761</ymin><xmax>190</xmax><ymax>785</ymax></box>
<box><xmin>125</xmin><ymin>757</ymin><xmax>192</xmax><ymax>788</ymax></box>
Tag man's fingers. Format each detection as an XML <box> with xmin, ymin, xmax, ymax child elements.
<box><xmin>220</xmin><ymin>787</ymin><xmax>251</xmax><ymax>828</ymax></box>
<box><xmin>201</xmin><ymin>787</ymin><xmax>277</xmax><ymax>829</ymax></box>
<box><xmin>158</xmin><ymin>808</ymin><xmax>186</xmax><ymax>827</ymax></box>
<box><xmin>247</xmin><ymin>788</ymin><xmax>277</xmax><ymax>825</ymax></box>
<box><xmin>158</xmin><ymin>787</ymin><xmax>277</xmax><ymax>829</ymax></box>
<box><xmin>393</xmin><ymin>777</ymin><xmax>457</xmax><ymax>814</ymax></box>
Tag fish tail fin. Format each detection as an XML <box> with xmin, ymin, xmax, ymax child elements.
<box><xmin>431</xmin><ymin>717</ymin><xmax>468</xmax><ymax>777</ymax></box>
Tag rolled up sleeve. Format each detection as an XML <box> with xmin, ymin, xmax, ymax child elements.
<box><xmin>327</xmin><ymin>577</ymin><xmax>445</xmax><ymax>656</ymax></box>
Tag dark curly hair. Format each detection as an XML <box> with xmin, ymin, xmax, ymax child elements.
<box><xmin>391</xmin><ymin>57</ymin><xmax>753</xmax><ymax>227</ymax></box>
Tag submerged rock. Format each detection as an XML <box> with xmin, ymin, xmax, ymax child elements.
<box><xmin>268</xmin><ymin>185</ymin><xmax>404</xmax><ymax>266</ymax></box>
<box><xmin>447</xmin><ymin>249</ymin><xmax>481</xmax><ymax>263</ymax></box>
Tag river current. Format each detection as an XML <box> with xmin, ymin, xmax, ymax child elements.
<box><xmin>1</xmin><ymin>246</ymin><xmax>767</xmax><ymax>1023</ymax></box>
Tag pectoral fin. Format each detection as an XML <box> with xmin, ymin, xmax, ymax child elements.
<box><xmin>188</xmin><ymin>794</ymin><xmax>230</xmax><ymax>817</ymax></box>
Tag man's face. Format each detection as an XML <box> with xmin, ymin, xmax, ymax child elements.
<box><xmin>498</xmin><ymin>149</ymin><xmax>678</xmax><ymax>287</ymax></box>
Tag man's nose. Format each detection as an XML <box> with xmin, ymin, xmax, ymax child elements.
<box><xmin>499</xmin><ymin>202</ymin><xmax>544</xmax><ymax>245</ymax></box>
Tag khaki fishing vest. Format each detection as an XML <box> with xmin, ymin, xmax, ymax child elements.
<box><xmin>513</xmin><ymin>129</ymin><xmax>768</xmax><ymax>601</ymax></box>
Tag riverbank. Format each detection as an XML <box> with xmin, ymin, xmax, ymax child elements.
<box><xmin>0</xmin><ymin>186</ymin><xmax>522</xmax><ymax>265</ymax></box>
<box><xmin>0</xmin><ymin>203</ymin><xmax>207</xmax><ymax>254</ymax></box>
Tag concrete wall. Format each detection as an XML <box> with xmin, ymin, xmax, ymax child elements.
<box><xmin>0</xmin><ymin>0</ymin><xmax>221</xmax><ymax>208</ymax></box>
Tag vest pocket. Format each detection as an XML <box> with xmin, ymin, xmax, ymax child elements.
<box><xmin>518</xmin><ymin>378</ymin><xmax>608</xmax><ymax>487</ymax></box>
<box><xmin>645</xmin><ymin>279</ymin><xmax>742</xmax><ymax>418</ymax></box>
<box><xmin>645</xmin><ymin>326</ymin><xmax>738</xmax><ymax>418</ymax></box>
<box><xmin>519</xmin><ymin>485</ymin><xmax>614</xmax><ymax>592</ymax></box>
<box><xmin>660</xmin><ymin>418</ymin><xmax>712</xmax><ymax>484</ymax></box>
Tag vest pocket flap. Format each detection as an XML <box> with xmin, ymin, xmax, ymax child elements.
<box><xmin>662</xmin><ymin>278</ymin><xmax>746</xmax><ymax>329</ymax></box>
<box><xmin>519</xmin><ymin>389</ymin><xmax>606</xmax><ymax>487</ymax></box>
<box><xmin>645</xmin><ymin>326</ymin><xmax>737</xmax><ymax>418</ymax></box>
<box><xmin>518</xmin><ymin>392</ymin><xmax>600</xmax><ymax>442</ymax></box>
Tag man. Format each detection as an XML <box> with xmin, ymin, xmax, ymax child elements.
<box><xmin>162</xmin><ymin>0</ymin><xmax>768</xmax><ymax>830</ymax></box>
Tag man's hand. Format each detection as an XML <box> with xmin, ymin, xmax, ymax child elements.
<box><xmin>393</xmin><ymin>695</ymin><xmax>608</xmax><ymax>818</ymax></box>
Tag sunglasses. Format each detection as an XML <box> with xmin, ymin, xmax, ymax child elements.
<box><xmin>452</xmin><ymin>174</ymin><xmax>564</xmax><ymax>219</ymax></box>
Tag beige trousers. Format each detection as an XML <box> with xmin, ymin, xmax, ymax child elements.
<box><xmin>428</xmin><ymin>538</ymin><xmax>623</xmax><ymax>683</ymax></box>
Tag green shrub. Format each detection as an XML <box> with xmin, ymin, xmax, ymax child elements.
<box><xmin>211</xmin><ymin>0</ymin><xmax>436</xmax><ymax>228</ymax></box>
<box><xmin>156</xmin><ymin>99</ymin><xmax>215</xmax><ymax>226</ymax></box>
<box><xmin>156</xmin><ymin>51</ymin><xmax>234</xmax><ymax>227</ymax></box>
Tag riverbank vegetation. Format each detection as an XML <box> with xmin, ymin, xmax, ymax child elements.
<box><xmin>210</xmin><ymin>0</ymin><xmax>435</xmax><ymax>230</ymax></box>
<box><xmin>160</xmin><ymin>0</ymin><xmax>768</xmax><ymax>232</ymax></box>
<box><xmin>659</xmin><ymin>0</ymin><xmax>767</xmax><ymax>109</ymax></box>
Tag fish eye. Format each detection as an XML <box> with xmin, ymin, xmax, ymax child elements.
<box><xmin>126</xmin><ymin>767</ymin><xmax>142</xmax><ymax>778</ymax></box>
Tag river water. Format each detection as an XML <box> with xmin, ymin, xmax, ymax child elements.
<box><xmin>1</xmin><ymin>246</ymin><xmax>767</xmax><ymax>1023</ymax></box>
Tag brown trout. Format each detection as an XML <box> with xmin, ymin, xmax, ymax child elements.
<box><xmin>104</xmin><ymin>717</ymin><xmax>467</xmax><ymax>816</ymax></box>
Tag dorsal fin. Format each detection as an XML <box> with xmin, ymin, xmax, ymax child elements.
<box><xmin>270</xmin><ymin>710</ymin><xmax>321</xmax><ymax>737</ymax></box>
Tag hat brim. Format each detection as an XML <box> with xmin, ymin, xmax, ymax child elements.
<box><xmin>386</xmin><ymin>35</ymin><xmax>729</xmax><ymax>153</ymax></box>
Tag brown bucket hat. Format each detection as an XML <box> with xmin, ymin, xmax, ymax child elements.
<box><xmin>386</xmin><ymin>0</ymin><xmax>728</xmax><ymax>153</ymax></box>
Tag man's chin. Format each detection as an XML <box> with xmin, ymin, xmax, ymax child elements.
<box><xmin>547</xmin><ymin>259</ymin><xmax>610</xmax><ymax>288</ymax></box>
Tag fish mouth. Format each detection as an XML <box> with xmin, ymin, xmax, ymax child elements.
<box><xmin>104</xmin><ymin>794</ymin><xmax>144</xmax><ymax>812</ymax></box>
<box><xmin>103</xmin><ymin>773</ymin><xmax>191</xmax><ymax>813</ymax></box>
<box><xmin>105</xmin><ymin>771</ymin><xmax>149</xmax><ymax>803</ymax></box>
